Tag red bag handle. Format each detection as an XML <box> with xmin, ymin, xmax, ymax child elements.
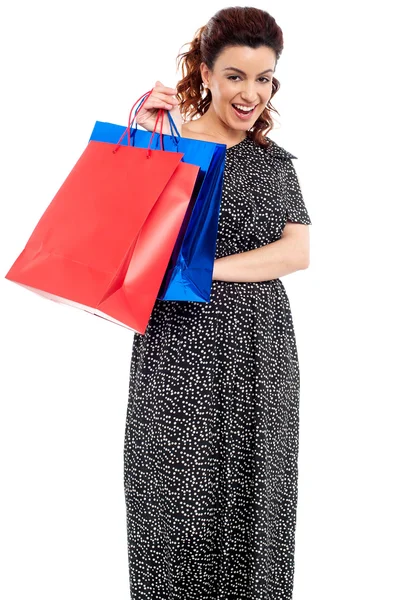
<box><xmin>113</xmin><ymin>89</ymin><xmax>166</xmax><ymax>158</ymax></box>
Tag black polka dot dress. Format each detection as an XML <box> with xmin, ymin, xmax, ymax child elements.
<box><xmin>124</xmin><ymin>135</ymin><xmax>312</xmax><ymax>600</ymax></box>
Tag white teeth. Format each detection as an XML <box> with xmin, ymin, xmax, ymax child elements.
<box><xmin>233</xmin><ymin>104</ymin><xmax>255</xmax><ymax>112</ymax></box>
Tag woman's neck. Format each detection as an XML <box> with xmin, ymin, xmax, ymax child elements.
<box><xmin>181</xmin><ymin>109</ymin><xmax>247</xmax><ymax>148</ymax></box>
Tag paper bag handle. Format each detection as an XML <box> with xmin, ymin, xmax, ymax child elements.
<box><xmin>113</xmin><ymin>89</ymin><xmax>169</xmax><ymax>158</ymax></box>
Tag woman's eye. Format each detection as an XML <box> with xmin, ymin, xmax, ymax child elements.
<box><xmin>227</xmin><ymin>75</ymin><xmax>271</xmax><ymax>83</ymax></box>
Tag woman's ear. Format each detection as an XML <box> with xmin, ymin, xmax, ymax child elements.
<box><xmin>200</xmin><ymin>62</ymin><xmax>210</xmax><ymax>87</ymax></box>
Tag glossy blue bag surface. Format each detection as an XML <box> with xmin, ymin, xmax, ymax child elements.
<box><xmin>89</xmin><ymin>112</ymin><xmax>226</xmax><ymax>302</ymax></box>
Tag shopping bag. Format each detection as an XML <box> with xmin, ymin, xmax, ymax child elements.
<box><xmin>89</xmin><ymin>102</ymin><xmax>226</xmax><ymax>302</ymax></box>
<box><xmin>5</xmin><ymin>93</ymin><xmax>200</xmax><ymax>334</ymax></box>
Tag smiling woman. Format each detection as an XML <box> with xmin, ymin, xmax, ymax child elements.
<box><xmin>124</xmin><ymin>6</ymin><xmax>312</xmax><ymax>600</ymax></box>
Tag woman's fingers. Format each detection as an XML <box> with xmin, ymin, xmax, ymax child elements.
<box><xmin>135</xmin><ymin>82</ymin><xmax>180</xmax><ymax>132</ymax></box>
<box><xmin>137</xmin><ymin>81</ymin><xmax>181</xmax><ymax>133</ymax></box>
<box><xmin>153</xmin><ymin>81</ymin><xmax>177</xmax><ymax>95</ymax></box>
<box><xmin>151</xmin><ymin>81</ymin><xmax>179</xmax><ymax>105</ymax></box>
<box><xmin>146</xmin><ymin>92</ymin><xmax>179</xmax><ymax>110</ymax></box>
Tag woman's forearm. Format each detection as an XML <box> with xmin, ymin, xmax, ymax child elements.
<box><xmin>212</xmin><ymin>237</ymin><xmax>308</xmax><ymax>282</ymax></box>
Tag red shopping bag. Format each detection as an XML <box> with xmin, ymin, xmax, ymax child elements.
<box><xmin>5</xmin><ymin>93</ymin><xmax>200</xmax><ymax>334</ymax></box>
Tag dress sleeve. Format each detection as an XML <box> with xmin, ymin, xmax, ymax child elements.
<box><xmin>280</xmin><ymin>157</ymin><xmax>312</xmax><ymax>225</ymax></box>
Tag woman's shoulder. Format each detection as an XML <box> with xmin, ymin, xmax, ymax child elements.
<box><xmin>257</xmin><ymin>135</ymin><xmax>298</xmax><ymax>160</ymax></box>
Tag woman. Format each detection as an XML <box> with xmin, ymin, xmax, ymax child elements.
<box><xmin>124</xmin><ymin>6</ymin><xmax>312</xmax><ymax>600</ymax></box>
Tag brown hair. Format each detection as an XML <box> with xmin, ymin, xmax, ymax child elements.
<box><xmin>175</xmin><ymin>6</ymin><xmax>284</xmax><ymax>149</ymax></box>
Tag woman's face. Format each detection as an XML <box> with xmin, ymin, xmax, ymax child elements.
<box><xmin>200</xmin><ymin>45</ymin><xmax>276</xmax><ymax>132</ymax></box>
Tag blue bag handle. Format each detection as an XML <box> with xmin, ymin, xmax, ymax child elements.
<box><xmin>167</xmin><ymin>111</ymin><xmax>181</xmax><ymax>143</ymax></box>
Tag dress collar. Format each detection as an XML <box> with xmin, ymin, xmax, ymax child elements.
<box><xmin>225</xmin><ymin>134</ymin><xmax>298</xmax><ymax>161</ymax></box>
<box><xmin>264</xmin><ymin>137</ymin><xmax>298</xmax><ymax>160</ymax></box>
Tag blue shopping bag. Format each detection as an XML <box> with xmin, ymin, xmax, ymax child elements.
<box><xmin>89</xmin><ymin>107</ymin><xmax>226</xmax><ymax>303</ymax></box>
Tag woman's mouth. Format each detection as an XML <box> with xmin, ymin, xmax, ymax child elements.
<box><xmin>231</xmin><ymin>103</ymin><xmax>257</xmax><ymax>120</ymax></box>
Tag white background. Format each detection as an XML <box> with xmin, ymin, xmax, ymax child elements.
<box><xmin>1</xmin><ymin>1</ymin><xmax>398</xmax><ymax>599</ymax></box>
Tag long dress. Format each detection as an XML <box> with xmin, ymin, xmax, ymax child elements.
<box><xmin>124</xmin><ymin>134</ymin><xmax>312</xmax><ymax>600</ymax></box>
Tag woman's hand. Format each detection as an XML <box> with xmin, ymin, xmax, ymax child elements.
<box><xmin>135</xmin><ymin>81</ymin><xmax>182</xmax><ymax>135</ymax></box>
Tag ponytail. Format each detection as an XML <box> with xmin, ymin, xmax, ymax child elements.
<box><xmin>176</xmin><ymin>25</ymin><xmax>211</xmax><ymax>122</ymax></box>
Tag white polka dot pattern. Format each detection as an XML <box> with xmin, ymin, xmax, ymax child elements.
<box><xmin>124</xmin><ymin>135</ymin><xmax>312</xmax><ymax>599</ymax></box>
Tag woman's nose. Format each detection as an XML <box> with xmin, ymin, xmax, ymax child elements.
<box><xmin>240</xmin><ymin>84</ymin><xmax>258</xmax><ymax>103</ymax></box>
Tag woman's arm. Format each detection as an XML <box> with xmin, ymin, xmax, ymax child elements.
<box><xmin>212</xmin><ymin>224</ymin><xmax>310</xmax><ymax>282</ymax></box>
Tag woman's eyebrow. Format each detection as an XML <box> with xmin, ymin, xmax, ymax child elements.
<box><xmin>222</xmin><ymin>67</ymin><xmax>275</xmax><ymax>75</ymax></box>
